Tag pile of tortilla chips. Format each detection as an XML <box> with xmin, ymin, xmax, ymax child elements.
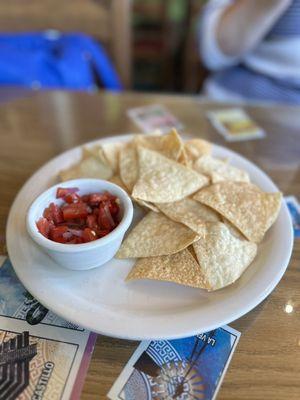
<box><xmin>59</xmin><ymin>129</ymin><xmax>282</xmax><ymax>291</ymax></box>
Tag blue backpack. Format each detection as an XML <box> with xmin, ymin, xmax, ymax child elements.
<box><xmin>0</xmin><ymin>32</ymin><xmax>122</xmax><ymax>90</ymax></box>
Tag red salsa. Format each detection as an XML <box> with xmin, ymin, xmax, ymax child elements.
<box><xmin>36</xmin><ymin>187</ymin><xmax>121</xmax><ymax>244</ymax></box>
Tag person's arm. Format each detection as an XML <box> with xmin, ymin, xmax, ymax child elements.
<box><xmin>217</xmin><ymin>0</ymin><xmax>292</xmax><ymax>56</ymax></box>
<box><xmin>199</xmin><ymin>0</ymin><xmax>291</xmax><ymax>70</ymax></box>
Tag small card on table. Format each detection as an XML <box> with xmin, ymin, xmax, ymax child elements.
<box><xmin>285</xmin><ymin>196</ymin><xmax>300</xmax><ymax>238</ymax></box>
<box><xmin>108</xmin><ymin>325</ymin><xmax>240</xmax><ymax>400</ymax></box>
<box><xmin>127</xmin><ymin>104</ymin><xmax>184</xmax><ymax>133</ymax></box>
<box><xmin>207</xmin><ymin>108</ymin><xmax>265</xmax><ymax>142</ymax></box>
<box><xmin>0</xmin><ymin>257</ymin><xmax>96</xmax><ymax>400</ymax></box>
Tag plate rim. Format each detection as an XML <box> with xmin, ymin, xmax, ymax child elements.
<box><xmin>6</xmin><ymin>133</ymin><xmax>294</xmax><ymax>340</ymax></box>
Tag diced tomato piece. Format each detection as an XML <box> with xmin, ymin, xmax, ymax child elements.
<box><xmin>56</xmin><ymin>187</ymin><xmax>79</xmax><ymax>199</ymax></box>
<box><xmin>89</xmin><ymin>193</ymin><xmax>108</xmax><ymax>205</ymax></box>
<box><xmin>49</xmin><ymin>226</ymin><xmax>68</xmax><ymax>243</ymax></box>
<box><xmin>103</xmin><ymin>204</ymin><xmax>116</xmax><ymax>227</ymax></box>
<box><xmin>52</xmin><ymin>203</ymin><xmax>64</xmax><ymax>224</ymax></box>
<box><xmin>36</xmin><ymin>218</ymin><xmax>52</xmax><ymax>238</ymax></box>
<box><xmin>59</xmin><ymin>219</ymin><xmax>86</xmax><ymax>229</ymax></box>
<box><xmin>81</xmin><ymin>194</ymin><xmax>90</xmax><ymax>203</ymax></box>
<box><xmin>98</xmin><ymin>207</ymin><xmax>110</xmax><ymax>230</ymax></box>
<box><xmin>74</xmin><ymin>218</ymin><xmax>86</xmax><ymax>226</ymax></box>
<box><xmin>64</xmin><ymin>192</ymin><xmax>81</xmax><ymax>204</ymax></box>
<box><xmin>67</xmin><ymin>236</ymin><xmax>83</xmax><ymax>244</ymax></box>
<box><xmin>62</xmin><ymin>203</ymin><xmax>89</xmax><ymax>220</ymax></box>
<box><xmin>86</xmin><ymin>214</ymin><xmax>98</xmax><ymax>229</ymax></box>
<box><xmin>108</xmin><ymin>201</ymin><xmax>119</xmax><ymax>216</ymax></box>
<box><xmin>43</xmin><ymin>203</ymin><xmax>63</xmax><ymax>224</ymax></box>
<box><xmin>98</xmin><ymin>204</ymin><xmax>115</xmax><ymax>230</ymax></box>
<box><xmin>96</xmin><ymin>229</ymin><xmax>111</xmax><ymax>238</ymax></box>
<box><xmin>57</xmin><ymin>222</ymin><xmax>81</xmax><ymax>229</ymax></box>
<box><xmin>67</xmin><ymin>238</ymin><xmax>77</xmax><ymax>244</ymax></box>
<box><xmin>82</xmin><ymin>228</ymin><xmax>97</xmax><ymax>242</ymax></box>
<box><xmin>68</xmin><ymin>236</ymin><xmax>84</xmax><ymax>244</ymax></box>
<box><xmin>43</xmin><ymin>203</ymin><xmax>64</xmax><ymax>224</ymax></box>
<box><xmin>43</xmin><ymin>206</ymin><xmax>52</xmax><ymax>222</ymax></box>
<box><xmin>104</xmin><ymin>191</ymin><xmax>117</xmax><ymax>201</ymax></box>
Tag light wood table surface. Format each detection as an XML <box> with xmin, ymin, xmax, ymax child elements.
<box><xmin>0</xmin><ymin>89</ymin><xmax>299</xmax><ymax>400</ymax></box>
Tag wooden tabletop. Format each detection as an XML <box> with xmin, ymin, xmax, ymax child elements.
<box><xmin>0</xmin><ymin>89</ymin><xmax>299</xmax><ymax>400</ymax></box>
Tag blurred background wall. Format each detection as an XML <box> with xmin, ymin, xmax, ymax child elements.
<box><xmin>133</xmin><ymin>0</ymin><xmax>207</xmax><ymax>92</ymax></box>
<box><xmin>0</xmin><ymin>0</ymin><xmax>207</xmax><ymax>93</ymax></box>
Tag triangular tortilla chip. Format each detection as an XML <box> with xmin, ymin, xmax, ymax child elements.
<box><xmin>177</xmin><ymin>146</ymin><xmax>189</xmax><ymax>166</ymax></box>
<box><xmin>108</xmin><ymin>175</ymin><xmax>129</xmax><ymax>193</ymax></box>
<box><xmin>156</xmin><ymin>198</ymin><xmax>220</xmax><ymax>235</ymax></box>
<box><xmin>194</xmin><ymin>155</ymin><xmax>250</xmax><ymax>183</ymax></box>
<box><xmin>119</xmin><ymin>145</ymin><xmax>138</xmax><ymax>192</ymax></box>
<box><xmin>133</xmin><ymin>129</ymin><xmax>183</xmax><ymax>161</ymax></box>
<box><xmin>119</xmin><ymin>131</ymin><xmax>185</xmax><ymax>192</ymax></box>
<box><xmin>135</xmin><ymin>199</ymin><xmax>159</xmax><ymax>213</ymax></box>
<box><xmin>110</xmin><ymin>175</ymin><xmax>158</xmax><ymax>212</ymax></box>
<box><xmin>193</xmin><ymin>223</ymin><xmax>257</xmax><ymax>290</ymax></box>
<box><xmin>116</xmin><ymin>211</ymin><xmax>199</xmax><ymax>258</ymax></box>
<box><xmin>118</xmin><ymin>145</ymin><xmax>158</xmax><ymax>212</ymax></box>
<box><xmin>194</xmin><ymin>182</ymin><xmax>282</xmax><ymax>243</ymax></box>
<box><xmin>132</xmin><ymin>147</ymin><xmax>209</xmax><ymax>203</ymax></box>
<box><xmin>82</xmin><ymin>146</ymin><xmax>108</xmax><ymax>165</ymax></box>
<box><xmin>126</xmin><ymin>248</ymin><xmax>209</xmax><ymax>289</ymax></box>
<box><xmin>221</xmin><ymin>217</ymin><xmax>246</xmax><ymax>240</ymax></box>
<box><xmin>101</xmin><ymin>142</ymin><xmax>125</xmax><ymax>173</ymax></box>
<box><xmin>59</xmin><ymin>155</ymin><xmax>113</xmax><ymax>182</ymax></box>
<box><xmin>184</xmin><ymin>138</ymin><xmax>212</xmax><ymax>163</ymax></box>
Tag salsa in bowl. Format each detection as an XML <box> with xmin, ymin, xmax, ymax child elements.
<box><xmin>26</xmin><ymin>179</ymin><xmax>133</xmax><ymax>270</ymax></box>
<box><xmin>36</xmin><ymin>186</ymin><xmax>121</xmax><ymax>244</ymax></box>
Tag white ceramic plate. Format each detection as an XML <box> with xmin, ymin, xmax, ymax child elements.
<box><xmin>6</xmin><ymin>134</ymin><xmax>293</xmax><ymax>340</ymax></box>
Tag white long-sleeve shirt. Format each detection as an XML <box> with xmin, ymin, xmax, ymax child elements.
<box><xmin>199</xmin><ymin>0</ymin><xmax>300</xmax><ymax>103</ymax></box>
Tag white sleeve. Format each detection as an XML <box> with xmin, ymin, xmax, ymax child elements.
<box><xmin>198</xmin><ymin>0</ymin><xmax>241</xmax><ymax>70</ymax></box>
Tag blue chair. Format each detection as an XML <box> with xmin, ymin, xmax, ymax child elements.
<box><xmin>0</xmin><ymin>32</ymin><xmax>122</xmax><ymax>91</ymax></box>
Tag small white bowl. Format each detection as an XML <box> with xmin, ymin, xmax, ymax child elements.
<box><xmin>26</xmin><ymin>179</ymin><xmax>133</xmax><ymax>270</ymax></box>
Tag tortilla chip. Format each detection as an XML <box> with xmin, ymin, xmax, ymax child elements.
<box><xmin>194</xmin><ymin>155</ymin><xmax>250</xmax><ymax>183</ymax></box>
<box><xmin>119</xmin><ymin>145</ymin><xmax>138</xmax><ymax>192</ymax></box>
<box><xmin>116</xmin><ymin>211</ymin><xmax>199</xmax><ymax>258</ymax></box>
<box><xmin>177</xmin><ymin>146</ymin><xmax>189</xmax><ymax>166</ymax></box>
<box><xmin>193</xmin><ymin>223</ymin><xmax>257</xmax><ymax>290</ymax></box>
<box><xmin>118</xmin><ymin>145</ymin><xmax>159</xmax><ymax>212</ymax></box>
<box><xmin>126</xmin><ymin>248</ymin><xmax>209</xmax><ymax>289</ymax></box>
<box><xmin>135</xmin><ymin>200</ymin><xmax>159</xmax><ymax>213</ymax></box>
<box><xmin>82</xmin><ymin>146</ymin><xmax>108</xmax><ymax>165</ymax></box>
<box><xmin>184</xmin><ymin>139</ymin><xmax>212</xmax><ymax>163</ymax></box>
<box><xmin>108</xmin><ymin>175</ymin><xmax>129</xmax><ymax>193</ymax></box>
<box><xmin>109</xmin><ymin>175</ymin><xmax>158</xmax><ymax>213</ymax></box>
<box><xmin>133</xmin><ymin>129</ymin><xmax>183</xmax><ymax>161</ymax></box>
<box><xmin>59</xmin><ymin>155</ymin><xmax>113</xmax><ymax>182</ymax></box>
<box><xmin>221</xmin><ymin>217</ymin><xmax>246</xmax><ymax>240</ymax></box>
<box><xmin>59</xmin><ymin>166</ymin><xmax>81</xmax><ymax>182</ymax></box>
<box><xmin>132</xmin><ymin>147</ymin><xmax>209</xmax><ymax>203</ymax></box>
<box><xmin>101</xmin><ymin>142</ymin><xmax>125</xmax><ymax>173</ymax></box>
<box><xmin>194</xmin><ymin>182</ymin><xmax>282</xmax><ymax>243</ymax></box>
<box><xmin>117</xmin><ymin>130</ymin><xmax>185</xmax><ymax>193</ymax></box>
<box><xmin>156</xmin><ymin>198</ymin><xmax>220</xmax><ymax>235</ymax></box>
<box><xmin>82</xmin><ymin>146</ymin><xmax>99</xmax><ymax>159</ymax></box>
